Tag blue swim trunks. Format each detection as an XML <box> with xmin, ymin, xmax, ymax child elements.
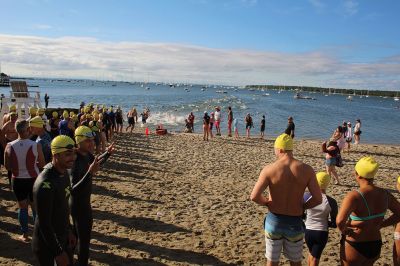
<box><xmin>264</xmin><ymin>212</ymin><xmax>304</xmax><ymax>242</ymax></box>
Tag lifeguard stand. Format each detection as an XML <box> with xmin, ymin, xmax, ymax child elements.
<box><xmin>0</xmin><ymin>81</ymin><xmax>42</xmax><ymax>126</ymax></box>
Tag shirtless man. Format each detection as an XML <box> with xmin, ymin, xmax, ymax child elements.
<box><xmin>1</xmin><ymin>112</ymin><xmax>18</xmax><ymax>143</ymax></box>
<box><xmin>2</xmin><ymin>105</ymin><xmax>17</xmax><ymax>125</ymax></box>
<box><xmin>1</xmin><ymin>112</ymin><xmax>19</xmax><ymax>185</ymax></box>
<box><xmin>126</xmin><ymin>108</ymin><xmax>138</xmax><ymax>133</ymax></box>
<box><xmin>251</xmin><ymin>133</ymin><xmax>322</xmax><ymax>266</ymax></box>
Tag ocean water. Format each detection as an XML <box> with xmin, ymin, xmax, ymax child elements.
<box><xmin>1</xmin><ymin>79</ymin><xmax>399</xmax><ymax>144</ymax></box>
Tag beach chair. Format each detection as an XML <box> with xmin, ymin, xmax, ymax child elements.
<box><xmin>10</xmin><ymin>81</ymin><xmax>29</xmax><ymax>98</ymax></box>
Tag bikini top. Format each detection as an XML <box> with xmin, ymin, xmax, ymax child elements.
<box><xmin>349</xmin><ymin>190</ymin><xmax>388</xmax><ymax>221</ymax></box>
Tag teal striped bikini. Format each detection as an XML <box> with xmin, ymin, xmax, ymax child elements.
<box><xmin>344</xmin><ymin>189</ymin><xmax>388</xmax><ymax>259</ymax></box>
<box><xmin>349</xmin><ymin>190</ymin><xmax>387</xmax><ymax>221</ymax></box>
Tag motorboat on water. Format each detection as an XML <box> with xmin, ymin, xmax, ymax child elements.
<box><xmin>294</xmin><ymin>92</ymin><xmax>316</xmax><ymax>100</ymax></box>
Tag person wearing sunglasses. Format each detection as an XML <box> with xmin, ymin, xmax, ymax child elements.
<box><xmin>32</xmin><ymin>135</ymin><xmax>77</xmax><ymax>266</ymax></box>
<box><xmin>70</xmin><ymin>126</ymin><xmax>115</xmax><ymax>266</ymax></box>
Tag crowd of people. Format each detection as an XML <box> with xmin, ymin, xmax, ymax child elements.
<box><xmin>251</xmin><ymin>133</ymin><xmax>400</xmax><ymax>266</ymax></box>
<box><xmin>197</xmin><ymin>106</ymin><xmax>269</xmax><ymax>141</ymax></box>
<box><xmin>1</xmin><ymin>99</ymin><xmax>397</xmax><ymax>266</ymax></box>
<box><xmin>0</xmin><ymin>103</ymin><xmax>116</xmax><ymax>266</ymax></box>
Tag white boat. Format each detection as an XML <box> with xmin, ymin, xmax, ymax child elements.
<box><xmin>294</xmin><ymin>92</ymin><xmax>316</xmax><ymax>100</ymax></box>
<box><xmin>347</xmin><ymin>95</ymin><xmax>353</xmax><ymax>101</ymax></box>
<box><xmin>395</xmin><ymin>97</ymin><xmax>399</xmax><ymax>101</ymax></box>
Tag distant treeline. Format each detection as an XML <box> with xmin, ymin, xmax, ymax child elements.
<box><xmin>246</xmin><ymin>85</ymin><xmax>399</xmax><ymax>97</ymax></box>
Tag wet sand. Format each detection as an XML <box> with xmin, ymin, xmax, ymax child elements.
<box><xmin>1</xmin><ymin>130</ymin><xmax>400</xmax><ymax>265</ymax></box>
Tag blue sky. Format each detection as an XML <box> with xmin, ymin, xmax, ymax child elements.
<box><xmin>0</xmin><ymin>0</ymin><xmax>399</xmax><ymax>89</ymax></box>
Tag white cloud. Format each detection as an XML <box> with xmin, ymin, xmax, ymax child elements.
<box><xmin>0</xmin><ymin>34</ymin><xmax>399</xmax><ymax>90</ymax></box>
<box><xmin>343</xmin><ymin>0</ymin><xmax>358</xmax><ymax>16</ymax></box>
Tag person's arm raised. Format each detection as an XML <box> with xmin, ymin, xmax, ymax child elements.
<box><xmin>250</xmin><ymin>166</ymin><xmax>271</xmax><ymax>206</ymax></box>
<box><xmin>303</xmin><ymin>166</ymin><xmax>322</xmax><ymax>209</ymax></box>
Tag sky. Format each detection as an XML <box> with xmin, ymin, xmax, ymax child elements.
<box><xmin>0</xmin><ymin>0</ymin><xmax>399</xmax><ymax>90</ymax></box>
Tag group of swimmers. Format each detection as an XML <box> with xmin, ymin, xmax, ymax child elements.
<box><xmin>200</xmin><ymin>106</ymin><xmax>267</xmax><ymax>141</ymax></box>
<box><xmin>1</xmin><ymin>103</ymin><xmax>116</xmax><ymax>265</ymax></box>
<box><xmin>251</xmin><ymin>133</ymin><xmax>400</xmax><ymax>266</ymax></box>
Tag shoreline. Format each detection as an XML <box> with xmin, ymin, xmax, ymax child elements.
<box><xmin>167</xmin><ymin>130</ymin><xmax>400</xmax><ymax>147</ymax></box>
<box><xmin>1</xmin><ymin>130</ymin><xmax>399</xmax><ymax>265</ymax></box>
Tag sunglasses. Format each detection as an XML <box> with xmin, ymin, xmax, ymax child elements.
<box><xmin>75</xmin><ymin>131</ymin><xmax>96</xmax><ymax>138</ymax></box>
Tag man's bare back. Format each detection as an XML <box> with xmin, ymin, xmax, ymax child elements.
<box><xmin>2</xmin><ymin>121</ymin><xmax>18</xmax><ymax>142</ymax></box>
<box><xmin>251</xmin><ymin>133</ymin><xmax>322</xmax><ymax>216</ymax></box>
<box><xmin>258</xmin><ymin>155</ymin><xmax>318</xmax><ymax>216</ymax></box>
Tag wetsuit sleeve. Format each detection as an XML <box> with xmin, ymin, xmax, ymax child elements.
<box><xmin>98</xmin><ymin>151</ymin><xmax>111</xmax><ymax>166</ymax></box>
<box><xmin>71</xmin><ymin>151</ymin><xmax>110</xmax><ymax>192</ymax></box>
<box><xmin>327</xmin><ymin>196</ymin><xmax>338</xmax><ymax>228</ymax></box>
<box><xmin>35</xmin><ymin>180</ymin><xmax>64</xmax><ymax>256</ymax></box>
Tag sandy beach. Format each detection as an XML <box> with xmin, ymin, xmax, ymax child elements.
<box><xmin>1</xmin><ymin>130</ymin><xmax>400</xmax><ymax>265</ymax></box>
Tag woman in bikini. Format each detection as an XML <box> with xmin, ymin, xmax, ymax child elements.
<box><xmin>336</xmin><ymin>157</ymin><xmax>400</xmax><ymax>266</ymax></box>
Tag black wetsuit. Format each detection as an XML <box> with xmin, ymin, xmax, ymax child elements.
<box><xmin>32</xmin><ymin>163</ymin><xmax>73</xmax><ymax>266</ymax></box>
<box><xmin>102</xmin><ymin>112</ymin><xmax>111</xmax><ymax>141</ymax></box>
<box><xmin>115</xmin><ymin>111</ymin><xmax>123</xmax><ymax>125</ymax></box>
<box><xmin>285</xmin><ymin>122</ymin><xmax>295</xmax><ymax>138</ymax></box>
<box><xmin>70</xmin><ymin>151</ymin><xmax>110</xmax><ymax>266</ymax></box>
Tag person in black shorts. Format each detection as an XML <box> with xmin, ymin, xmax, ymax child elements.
<box><xmin>126</xmin><ymin>108</ymin><xmax>137</xmax><ymax>133</ymax></box>
<box><xmin>4</xmin><ymin>120</ymin><xmax>45</xmax><ymax>242</ymax></box>
<box><xmin>304</xmin><ymin>172</ymin><xmax>338</xmax><ymax>265</ymax></box>
<box><xmin>245</xmin><ymin>113</ymin><xmax>253</xmax><ymax>138</ymax></box>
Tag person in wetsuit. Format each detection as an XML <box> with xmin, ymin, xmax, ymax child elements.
<box><xmin>32</xmin><ymin>135</ymin><xmax>77</xmax><ymax>266</ymax></box>
<box><xmin>115</xmin><ymin>107</ymin><xmax>123</xmax><ymax>133</ymax></box>
<box><xmin>70</xmin><ymin>126</ymin><xmax>114</xmax><ymax>265</ymax></box>
<box><xmin>29</xmin><ymin>116</ymin><xmax>52</xmax><ymax>164</ymax></box>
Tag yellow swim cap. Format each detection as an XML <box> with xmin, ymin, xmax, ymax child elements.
<box><xmin>37</xmin><ymin>108</ymin><xmax>45</xmax><ymax>116</ymax></box>
<box><xmin>51</xmin><ymin>135</ymin><xmax>75</xmax><ymax>155</ymax></box>
<box><xmin>29</xmin><ymin>106</ymin><xmax>38</xmax><ymax>116</ymax></box>
<box><xmin>52</xmin><ymin>111</ymin><xmax>59</xmax><ymax>118</ymax></box>
<box><xmin>29</xmin><ymin>116</ymin><xmax>44</xmax><ymax>128</ymax></box>
<box><xmin>316</xmin><ymin>172</ymin><xmax>331</xmax><ymax>190</ymax></box>
<box><xmin>355</xmin><ymin>157</ymin><xmax>379</xmax><ymax>179</ymax></box>
<box><xmin>62</xmin><ymin>111</ymin><xmax>69</xmax><ymax>119</ymax></box>
<box><xmin>75</xmin><ymin>126</ymin><xmax>95</xmax><ymax>144</ymax></box>
<box><xmin>397</xmin><ymin>176</ymin><xmax>400</xmax><ymax>184</ymax></box>
<box><xmin>70</xmin><ymin>111</ymin><xmax>75</xmax><ymax>117</ymax></box>
<box><xmin>71</xmin><ymin>114</ymin><xmax>78</xmax><ymax>122</ymax></box>
<box><xmin>9</xmin><ymin>105</ymin><xmax>17</xmax><ymax>112</ymax></box>
<box><xmin>274</xmin><ymin>133</ymin><xmax>293</xmax><ymax>151</ymax></box>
